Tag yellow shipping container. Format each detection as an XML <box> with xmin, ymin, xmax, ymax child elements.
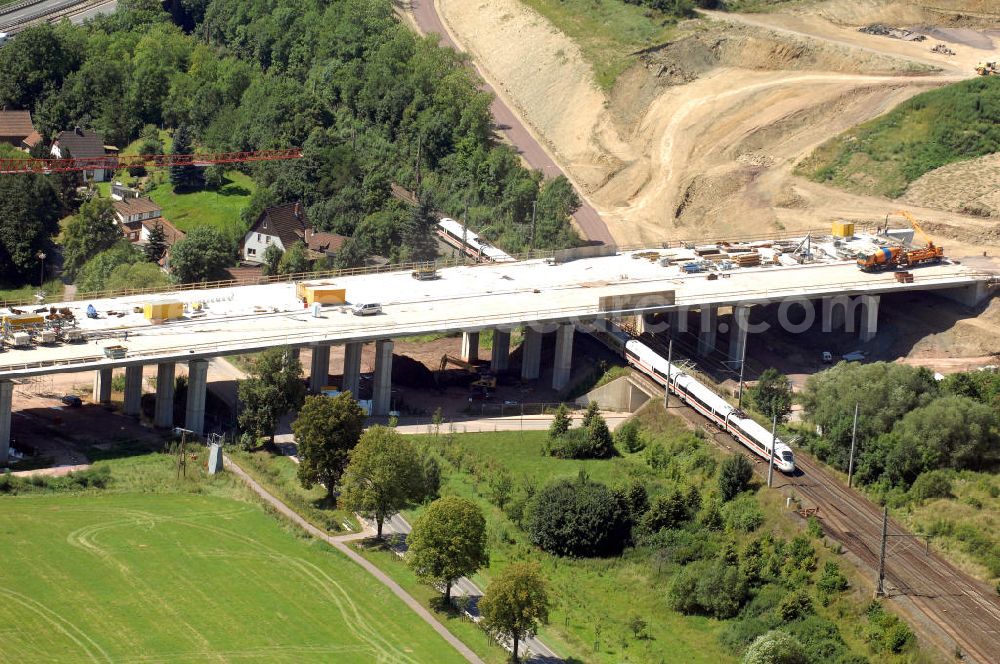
<box><xmin>144</xmin><ymin>300</ymin><xmax>184</xmax><ymax>321</ymax></box>
<box><xmin>832</xmin><ymin>221</ymin><xmax>855</xmax><ymax>238</ymax></box>
<box><xmin>302</xmin><ymin>287</ymin><xmax>346</xmax><ymax>306</ymax></box>
<box><xmin>2</xmin><ymin>314</ymin><xmax>44</xmax><ymax>330</ymax></box>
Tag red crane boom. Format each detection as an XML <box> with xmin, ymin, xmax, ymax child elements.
<box><xmin>0</xmin><ymin>148</ymin><xmax>303</xmax><ymax>174</ymax></box>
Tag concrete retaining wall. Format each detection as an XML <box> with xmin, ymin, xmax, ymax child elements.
<box><xmin>575</xmin><ymin>375</ymin><xmax>649</xmax><ymax>412</ymax></box>
<box><xmin>553</xmin><ymin>244</ymin><xmax>618</xmax><ymax>264</ymax></box>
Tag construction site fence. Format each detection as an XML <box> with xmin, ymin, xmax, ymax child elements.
<box><xmin>1</xmin><ymin>224</ymin><xmax>884</xmax><ymax>310</ymax></box>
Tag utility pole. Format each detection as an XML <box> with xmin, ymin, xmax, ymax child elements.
<box><xmin>876</xmin><ymin>506</ymin><xmax>888</xmax><ymax>597</ymax></box>
<box><xmin>848</xmin><ymin>402</ymin><xmax>859</xmax><ymax>488</ymax></box>
<box><xmin>461</xmin><ymin>203</ymin><xmax>469</xmax><ymax>265</ymax></box>
<box><xmin>664</xmin><ymin>339</ymin><xmax>673</xmax><ymax>410</ymax></box>
<box><xmin>736</xmin><ymin>322</ymin><xmax>748</xmax><ymax>410</ymax></box>
<box><xmin>767</xmin><ymin>413</ymin><xmax>777</xmax><ymax>488</ymax></box>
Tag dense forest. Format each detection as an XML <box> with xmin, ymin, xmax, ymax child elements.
<box><xmin>0</xmin><ymin>0</ymin><xmax>580</xmax><ymax>288</ymax></box>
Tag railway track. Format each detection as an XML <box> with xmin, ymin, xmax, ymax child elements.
<box><xmin>653</xmin><ymin>385</ymin><xmax>1000</xmax><ymax>663</ymax></box>
<box><xmin>0</xmin><ymin>0</ymin><xmax>95</xmax><ymax>32</ymax></box>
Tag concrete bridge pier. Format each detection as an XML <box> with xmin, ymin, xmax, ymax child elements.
<box><xmin>123</xmin><ymin>365</ymin><xmax>143</xmax><ymax>417</ymax></box>
<box><xmin>490</xmin><ymin>329</ymin><xmax>511</xmax><ymax>372</ymax></box>
<box><xmin>822</xmin><ymin>296</ymin><xmax>848</xmax><ymax>332</ymax></box>
<box><xmin>667</xmin><ymin>309</ymin><xmax>686</xmax><ymax>336</ymax></box>
<box><xmin>859</xmin><ymin>295</ymin><xmax>880</xmax><ymax>343</ymax></box>
<box><xmin>728</xmin><ymin>305</ymin><xmax>751</xmax><ymax>362</ymax></box>
<box><xmin>185</xmin><ymin>360</ymin><xmax>209</xmax><ymax>435</ymax></box>
<box><xmin>372</xmin><ymin>340</ymin><xmax>393</xmax><ymax>416</ymax></box>
<box><xmin>342</xmin><ymin>342</ymin><xmax>363</xmax><ymax>398</ymax></box>
<box><xmin>309</xmin><ymin>343</ymin><xmax>331</xmax><ymax>393</ymax></box>
<box><xmin>697</xmin><ymin>306</ymin><xmax>718</xmax><ymax>356</ymax></box>
<box><xmin>552</xmin><ymin>323</ymin><xmax>575</xmax><ymax>391</ymax></box>
<box><xmin>154</xmin><ymin>362</ymin><xmax>175</xmax><ymax>429</ymax></box>
<box><xmin>461</xmin><ymin>331</ymin><xmax>479</xmax><ymax>363</ymax></box>
<box><xmin>92</xmin><ymin>367</ymin><xmax>113</xmax><ymax>404</ymax></box>
<box><xmin>0</xmin><ymin>379</ymin><xmax>11</xmax><ymax>466</ymax></box>
<box><xmin>521</xmin><ymin>327</ymin><xmax>542</xmax><ymax>381</ymax></box>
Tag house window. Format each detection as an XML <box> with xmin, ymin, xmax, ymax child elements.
<box><xmin>247</xmin><ymin>248</ymin><xmax>256</xmax><ymax>256</ymax></box>
<box><xmin>266</xmin><ymin>237</ymin><xmax>271</xmax><ymax>244</ymax></box>
<box><xmin>257</xmin><ymin>233</ymin><xmax>261</xmax><ymax>242</ymax></box>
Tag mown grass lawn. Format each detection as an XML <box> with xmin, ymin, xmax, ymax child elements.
<box><xmin>146</xmin><ymin>171</ymin><xmax>255</xmax><ymax>234</ymax></box>
<box><xmin>0</xmin><ymin>278</ymin><xmax>64</xmax><ymax>306</ymax></box>
<box><xmin>0</xmin><ymin>453</ymin><xmax>467</xmax><ymax>663</ymax></box>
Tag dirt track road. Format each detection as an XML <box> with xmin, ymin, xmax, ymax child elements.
<box><xmin>407</xmin><ymin>0</ymin><xmax>614</xmax><ymax>246</ymax></box>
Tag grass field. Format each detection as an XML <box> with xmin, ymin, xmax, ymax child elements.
<box><xmin>797</xmin><ymin>77</ymin><xmax>1000</xmax><ymax>197</ymax></box>
<box><xmin>0</xmin><ymin>453</ymin><xmax>468</xmax><ymax>663</ymax></box>
<box><xmin>146</xmin><ymin>171</ymin><xmax>255</xmax><ymax>234</ymax></box>
<box><xmin>0</xmin><ymin>278</ymin><xmax>64</xmax><ymax>305</ymax></box>
<box><xmin>400</xmin><ymin>425</ymin><xmax>733</xmax><ymax>664</ymax></box>
<box><xmin>518</xmin><ymin>0</ymin><xmax>680</xmax><ymax>90</ymax></box>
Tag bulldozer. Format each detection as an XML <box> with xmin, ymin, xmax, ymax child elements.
<box><xmin>857</xmin><ymin>210</ymin><xmax>944</xmax><ymax>272</ymax></box>
<box><xmin>975</xmin><ymin>62</ymin><xmax>998</xmax><ymax>76</ymax></box>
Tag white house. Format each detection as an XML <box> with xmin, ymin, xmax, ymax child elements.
<box><xmin>50</xmin><ymin>127</ymin><xmax>110</xmax><ymax>182</ymax></box>
<box><xmin>241</xmin><ymin>202</ymin><xmax>346</xmax><ymax>264</ymax></box>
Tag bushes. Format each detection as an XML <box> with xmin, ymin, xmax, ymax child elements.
<box><xmin>0</xmin><ymin>466</ymin><xmax>111</xmax><ymax>494</ymax></box>
<box><xmin>642</xmin><ymin>488</ymin><xmax>694</xmax><ymax>533</ymax></box>
<box><xmin>719</xmin><ymin>455</ymin><xmax>754</xmax><ymax>501</ymax></box>
<box><xmin>909</xmin><ymin>470</ymin><xmax>953</xmax><ymax>501</ymax></box>
<box><xmin>546</xmin><ymin>405</ymin><xmax>616</xmax><ymax>459</ymax></box>
<box><xmin>668</xmin><ymin>559</ymin><xmax>748</xmax><ymax>619</ymax></box>
<box><xmin>816</xmin><ymin>561</ymin><xmax>849</xmax><ymax>597</ymax></box>
<box><xmin>865</xmin><ymin>602</ymin><xmax>914</xmax><ymax>654</ymax></box>
<box><xmin>615</xmin><ymin>418</ymin><xmax>644</xmax><ymax>453</ymax></box>
<box><xmin>723</xmin><ymin>494</ymin><xmax>764</xmax><ymax>532</ymax></box>
<box><xmin>524</xmin><ymin>476</ymin><xmax>630</xmax><ymax>557</ymax></box>
<box><xmin>741</xmin><ymin>630</ymin><xmax>808</xmax><ymax>664</ymax></box>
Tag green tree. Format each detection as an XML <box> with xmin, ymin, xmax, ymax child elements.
<box><xmin>292</xmin><ymin>393</ymin><xmax>365</xmax><ymax>503</ymax></box>
<box><xmin>802</xmin><ymin>362</ymin><xmax>937</xmax><ymax>470</ymax></box>
<box><xmin>0</xmin><ymin>157</ymin><xmax>62</xmax><ymax>285</ymax></box>
<box><xmin>339</xmin><ymin>425</ymin><xmax>424</xmax><ymax>538</ymax></box>
<box><xmin>642</xmin><ymin>488</ymin><xmax>692</xmax><ymax>532</ymax></box>
<box><xmin>0</xmin><ymin>23</ymin><xmax>83</xmax><ymax>109</ymax></box>
<box><xmin>719</xmin><ymin>454</ymin><xmax>754</xmax><ymax>502</ymax></box>
<box><xmin>891</xmin><ymin>395</ymin><xmax>998</xmax><ymax>473</ymax></box>
<box><xmin>144</xmin><ymin>221</ymin><xmax>167</xmax><ymax>263</ymax></box>
<box><xmin>548</xmin><ymin>403</ymin><xmax>571</xmax><ymax>439</ymax></box>
<box><xmin>525</xmin><ymin>477</ymin><xmax>630</xmax><ymax>556</ymax></box>
<box><xmin>106</xmin><ymin>261</ymin><xmax>169</xmax><ymax>291</ymax></box>
<box><xmin>584</xmin><ymin>412</ymin><xmax>616</xmax><ymax>459</ymax></box>
<box><xmin>750</xmin><ymin>368</ymin><xmax>793</xmax><ymax>423</ymax></box>
<box><xmin>401</xmin><ymin>197</ymin><xmax>438</xmax><ymax>262</ymax></box>
<box><xmin>406</xmin><ymin>496</ymin><xmax>489</xmax><ymax>602</ymax></box>
<box><xmin>278</xmin><ymin>240</ymin><xmax>310</xmax><ymax>275</ymax></box>
<box><xmin>237</xmin><ymin>378</ymin><xmax>282</xmax><ymax>445</ymax></box>
<box><xmin>742</xmin><ymin>630</ymin><xmax>808</xmax><ymax>664</ymax></box>
<box><xmin>581</xmin><ymin>400</ymin><xmax>601</xmax><ymax>427</ymax></box>
<box><xmin>76</xmin><ymin>242</ymin><xmax>144</xmax><ymax>293</ymax></box>
<box><xmin>261</xmin><ymin>243</ymin><xmax>282</xmax><ymax>276</ymax></box>
<box><xmin>237</xmin><ymin>347</ymin><xmax>305</xmax><ymax>445</ymax></box>
<box><xmin>169</xmin><ymin>226</ymin><xmax>233</xmax><ymax>283</ymax></box>
<box><xmin>62</xmin><ymin>198</ymin><xmax>121</xmax><ymax>279</ymax></box>
<box><xmin>479</xmin><ymin>562</ymin><xmax>550</xmax><ymax>663</ymax></box>
<box><xmin>169</xmin><ymin>124</ymin><xmax>204</xmax><ymax>190</ymax></box>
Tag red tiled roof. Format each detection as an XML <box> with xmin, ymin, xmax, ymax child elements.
<box><xmin>0</xmin><ymin>110</ymin><xmax>34</xmax><ymax>140</ymax></box>
<box><xmin>306</xmin><ymin>230</ymin><xmax>347</xmax><ymax>253</ymax></box>
<box><xmin>21</xmin><ymin>130</ymin><xmax>42</xmax><ymax>149</ymax></box>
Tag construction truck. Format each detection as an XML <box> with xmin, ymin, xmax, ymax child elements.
<box><xmin>857</xmin><ymin>210</ymin><xmax>944</xmax><ymax>272</ymax></box>
<box><xmin>436</xmin><ymin>354</ymin><xmax>496</xmax><ymax>389</ymax></box>
<box><xmin>975</xmin><ymin>62</ymin><xmax>998</xmax><ymax>76</ymax></box>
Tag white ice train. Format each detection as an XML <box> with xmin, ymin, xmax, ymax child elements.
<box><xmin>625</xmin><ymin>339</ymin><xmax>796</xmax><ymax>473</ymax></box>
<box><xmin>437</xmin><ymin>218</ymin><xmax>515</xmax><ymax>263</ymax></box>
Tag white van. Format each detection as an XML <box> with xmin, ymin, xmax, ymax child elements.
<box><xmin>352</xmin><ymin>302</ymin><xmax>382</xmax><ymax>316</ymax></box>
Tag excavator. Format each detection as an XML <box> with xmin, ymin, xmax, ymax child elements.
<box><xmin>857</xmin><ymin>210</ymin><xmax>944</xmax><ymax>272</ymax></box>
<box><xmin>975</xmin><ymin>62</ymin><xmax>998</xmax><ymax>76</ymax></box>
<box><xmin>436</xmin><ymin>354</ymin><xmax>497</xmax><ymax>389</ymax></box>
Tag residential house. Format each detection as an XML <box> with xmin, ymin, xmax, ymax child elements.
<box><xmin>112</xmin><ymin>196</ymin><xmax>185</xmax><ymax>249</ymax></box>
<box><xmin>50</xmin><ymin>127</ymin><xmax>111</xmax><ymax>182</ymax></box>
<box><xmin>241</xmin><ymin>202</ymin><xmax>346</xmax><ymax>264</ymax></box>
<box><xmin>0</xmin><ymin>109</ymin><xmax>35</xmax><ymax>149</ymax></box>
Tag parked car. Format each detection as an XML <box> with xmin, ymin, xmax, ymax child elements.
<box><xmin>60</xmin><ymin>395</ymin><xmax>82</xmax><ymax>408</ymax></box>
<box><xmin>351</xmin><ymin>302</ymin><xmax>382</xmax><ymax>316</ymax></box>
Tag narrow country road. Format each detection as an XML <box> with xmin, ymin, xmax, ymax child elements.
<box><xmin>223</xmin><ymin>455</ymin><xmax>486</xmax><ymax>664</ymax></box>
<box><xmin>407</xmin><ymin>0</ymin><xmax>615</xmax><ymax>246</ymax></box>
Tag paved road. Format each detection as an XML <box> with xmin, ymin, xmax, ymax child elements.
<box><xmin>224</xmin><ymin>454</ymin><xmax>486</xmax><ymax>664</ymax></box>
<box><xmin>408</xmin><ymin>0</ymin><xmax>614</xmax><ymax>246</ymax></box>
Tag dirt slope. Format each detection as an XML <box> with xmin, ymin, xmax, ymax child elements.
<box><xmin>435</xmin><ymin>0</ymin><xmax>1000</xmax><ymax>253</ymax></box>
